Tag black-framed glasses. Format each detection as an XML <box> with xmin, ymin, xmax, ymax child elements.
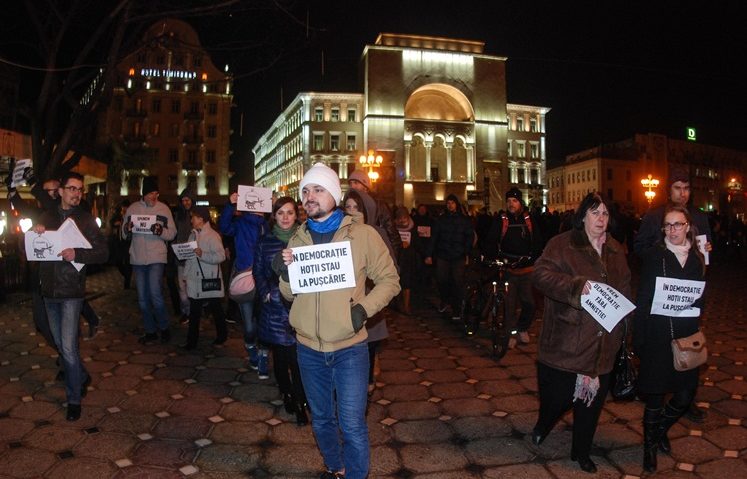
<box><xmin>62</xmin><ymin>185</ymin><xmax>84</xmax><ymax>193</ymax></box>
<box><xmin>662</xmin><ymin>222</ymin><xmax>688</xmax><ymax>232</ymax></box>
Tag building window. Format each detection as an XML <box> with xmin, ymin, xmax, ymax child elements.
<box><xmin>516</xmin><ymin>117</ymin><xmax>524</xmax><ymax>131</ymax></box>
<box><xmin>330</xmin><ymin>135</ymin><xmax>339</xmax><ymax>151</ymax></box>
<box><xmin>313</xmin><ymin>134</ymin><xmax>324</xmax><ymax>151</ymax></box>
<box><xmin>607</xmin><ymin>168</ymin><xmax>613</xmax><ymax>180</ymax></box>
<box><xmin>152</xmin><ymin>99</ymin><xmax>161</xmax><ymax>113</ymax></box>
<box><xmin>347</xmin><ymin>109</ymin><xmax>356</xmax><ymax>122</ymax></box>
<box><xmin>207</xmin><ymin>125</ymin><xmax>217</xmax><ymax>138</ymax></box>
<box><xmin>346</xmin><ymin>135</ymin><xmax>356</xmax><ymax>151</ymax></box>
<box><xmin>530</xmin><ymin>117</ymin><xmax>538</xmax><ymax>132</ymax></box>
<box><xmin>187</xmin><ymin>150</ymin><xmax>198</xmax><ymax>163</ymax></box>
<box><xmin>206</xmin><ymin>175</ymin><xmax>216</xmax><ymax>190</ymax></box>
<box><xmin>530</xmin><ymin>169</ymin><xmax>538</xmax><ymax>184</ymax></box>
<box><xmin>169</xmin><ymin>149</ymin><xmax>178</xmax><ymax>163</ymax></box>
<box><xmin>518</xmin><ymin>169</ymin><xmax>525</xmax><ymax>183</ymax></box>
<box><xmin>517</xmin><ymin>143</ymin><xmax>525</xmax><ymax>158</ymax></box>
<box><xmin>330</xmin><ymin>108</ymin><xmax>340</xmax><ymax>122</ymax></box>
<box><xmin>206</xmin><ymin>150</ymin><xmax>216</xmax><ymax>164</ymax></box>
<box><xmin>607</xmin><ymin>188</ymin><xmax>614</xmax><ymax>201</ymax></box>
<box><xmin>208</xmin><ymin>102</ymin><xmax>217</xmax><ymax>115</ymax></box>
<box><xmin>190</xmin><ymin>102</ymin><xmax>199</xmax><ymax>114</ymax></box>
<box><xmin>530</xmin><ymin>143</ymin><xmax>538</xmax><ymax>159</ymax></box>
<box><xmin>314</xmin><ymin>107</ymin><xmax>323</xmax><ymax>122</ymax></box>
<box><xmin>171</xmin><ymin>100</ymin><xmax>181</xmax><ymax>113</ymax></box>
<box><xmin>330</xmin><ymin>163</ymin><xmax>340</xmax><ymax>175</ymax></box>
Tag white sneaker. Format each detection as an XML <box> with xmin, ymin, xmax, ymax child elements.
<box><xmin>508</xmin><ymin>337</ymin><xmax>517</xmax><ymax>349</ymax></box>
<box><xmin>518</xmin><ymin>331</ymin><xmax>530</xmax><ymax>344</ymax></box>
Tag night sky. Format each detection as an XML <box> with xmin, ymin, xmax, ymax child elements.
<box><xmin>213</xmin><ymin>1</ymin><xmax>746</xmax><ymax>171</ymax></box>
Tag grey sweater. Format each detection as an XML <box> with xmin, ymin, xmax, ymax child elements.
<box><xmin>122</xmin><ymin>200</ymin><xmax>176</xmax><ymax>265</ymax></box>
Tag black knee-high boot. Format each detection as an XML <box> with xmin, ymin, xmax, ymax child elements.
<box><xmin>658</xmin><ymin>402</ymin><xmax>686</xmax><ymax>454</ymax></box>
<box><xmin>643</xmin><ymin>407</ymin><xmax>661</xmax><ymax>472</ymax></box>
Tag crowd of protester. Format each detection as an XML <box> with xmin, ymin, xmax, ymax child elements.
<box><xmin>5</xmin><ymin>160</ymin><xmax>744</xmax><ymax>477</ymax></box>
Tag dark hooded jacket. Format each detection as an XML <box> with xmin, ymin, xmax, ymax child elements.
<box><xmin>427</xmin><ymin>195</ymin><xmax>474</xmax><ymax>261</ymax></box>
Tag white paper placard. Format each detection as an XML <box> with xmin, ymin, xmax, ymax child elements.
<box><xmin>581</xmin><ymin>281</ymin><xmax>636</xmax><ymax>333</ymax></box>
<box><xmin>25</xmin><ymin>218</ymin><xmax>92</xmax><ymax>271</ymax></box>
<box><xmin>11</xmin><ymin>159</ymin><xmax>32</xmax><ymax>188</ymax></box>
<box><xmin>696</xmin><ymin>234</ymin><xmax>709</xmax><ymax>265</ymax></box>
<box><xmin>399</xmin><ymin>231</ymin><xmax>411</xmax><ymax>244</ymax></box>
<box><xmin>288</xmin><ymin>241</ymin><xmax>356</xmax><ymax>294</ymax></box>
<box><xmin>237</xmin><ymin>185</ymin><xmax>272</xmax><ymax>213</ymax></box>
<box><xmin>416</xmin><ymin>225</ymin><xmax>431</xmax><ymax>238</ymax></box>
<box><xmin>650</xmin><ymin>277</ymin><xmax>706</xmax><ymax>317</ymax></box>
<box><xmin>130</xmin><ymin>215</ymin><xmax>156</xmax><ymax>235</ymax></box>
<box><xmin>172</xmin><ymin>241</ymin><xmax>198</xmax><ymax>260</ymax></box>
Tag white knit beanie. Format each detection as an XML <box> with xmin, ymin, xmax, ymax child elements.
<box><xmin>299</xmin><ymin>163</ymin><xmax>342</xmax><ymax>204</ymax></box>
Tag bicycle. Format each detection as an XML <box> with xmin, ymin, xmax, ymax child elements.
<box><xmin>460</xmin><ymin>255</ymin><xmax>530</xmax><ymax>359</ymax></box>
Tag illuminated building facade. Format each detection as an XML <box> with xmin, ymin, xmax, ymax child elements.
<box><xmin>546</xmin><ymin>133</ymin><xmax>747</xmax><ymax>215</ymax></box>
<box><xmin>253</xmin><ymin>33</ymin><xmax>549</xmax><ymax>210</ymax></box>
<box><xmin>97</xmin><ymin>19</ymin><xmax>233</xmax><ymax>205</ymax></box>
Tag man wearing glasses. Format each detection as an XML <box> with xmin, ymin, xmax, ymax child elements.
<box><xmin>34</xmin><ymin>172</ymin><xmax>108</xmax><ymax>421</ymax></box>
<box><xmin>633</xmin><ymin>165</ymin><xmax>712</xmax><ymax>423</ymax></box>
<box><xmin>122</xmin><ymin>176</ymin><xmax>176</xmax><ymax>344</ymax></box>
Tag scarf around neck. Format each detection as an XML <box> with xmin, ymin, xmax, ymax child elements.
<box><xmin>664</xmin><ymin>237</ymin><xmax>691</xmax><ymax>267</ymax></box>
<box><xmin>306</xmin><ymin>208</ymin><xmax>344</xmax><ymax>234</ymax></box>
<box><xmin>273</xmin><ymin>223</ymin><xmax>297</xmax><ymax>244</ymax></box>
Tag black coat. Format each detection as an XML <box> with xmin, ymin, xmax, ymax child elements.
<box><xmin>634</xmin><ymin>244</ymin><xmax>705</xmax><ymax>394</ymax></box>
<box><xmin>427</xmin><ymin>211</ymin><xmax>474</xmax><ymax>261</ymax></box>
<box><xmin>38</xmin><ymin>206</ymin><xmax>109</xmax><ymax>299</ymax></box>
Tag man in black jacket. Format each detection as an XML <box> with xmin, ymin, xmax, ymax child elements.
<box><xmin>498</xmin><ymin>188</ymin><xmax>544</xmax><ymax>346</ymax></box>
<box><xmin>425</xmin><ymin>194</ymin><xmax>474</xmax><ymax>316</ymax></box>
<box><xmin>33</xmin><ymin>172</ymin><xmax>108</xmax><ymax>421</ymax></box>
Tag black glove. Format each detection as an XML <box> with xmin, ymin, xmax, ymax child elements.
<box><xmin>351</xmin><ymin>304</ymin><xmax>367</xmax><ymax>333</ymax></box>
<box><xmin>150</xmin><ymin>223</ymin><xmax>163</xmax><ymax>236</ymax></box>
<box><xmin>22</xmin><ymin>166</ymin><xmax>36</xmax><ymax>186</ymax></box>
<box><xmin>271</xmin><ymin>252</ymin><xmax>289</xmax><ymax>282</ymax></box>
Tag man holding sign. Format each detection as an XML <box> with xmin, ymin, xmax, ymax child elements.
<box><xmin>122</xmin><ymin>176</ymin><xmax>176</xmax><ymax>344</ymax></box>
<box><xmin>273</xmin><ymin>163</ymin><xmax>400</xmax><ymax>479</ymax></box>
<box><xmin>34</xmin><ymin>172</ymin><xmax>108</xmax><ymax>421</ymax></box>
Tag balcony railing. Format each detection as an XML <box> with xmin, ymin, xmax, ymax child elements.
<box><xmin>182</xmin><ymin>161</ymin><xmax>202</xmax><ymax>170</ymax></box>
<box><xmin>182</xmin><ymin>136</ymin><xmax>204</xmax><ymax>145</ymax></box>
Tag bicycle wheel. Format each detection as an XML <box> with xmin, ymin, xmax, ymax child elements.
<box><xmin>491</xmin><ymin>289</ymin><xmax>510</xmax><ymax>359</ymax></box>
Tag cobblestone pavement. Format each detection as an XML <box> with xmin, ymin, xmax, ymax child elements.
<box><xmin>0</xmin><ymin>261</ymin><xmax>745</xmax><ymax>478</ymax></box>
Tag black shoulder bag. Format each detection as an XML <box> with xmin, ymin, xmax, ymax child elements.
<box><xmin>611</xmin><ymin>320</ymin><xmax>637</xmax><ymax>401</ymax></box>
<box><xmin>197</xmin><ymin>258</ymin><xmax>222</xmax><ymax>292</ymax></box>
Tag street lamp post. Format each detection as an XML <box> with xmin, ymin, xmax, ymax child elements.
<box><xmin>359</xmin><ymin>149</ymin><xmax>383</xmax><ymax>185</ymax></box>
<box><xmin>641</xmin><ymin>174</ymin><xmax>660</xmax><ymax>206</ymax></box>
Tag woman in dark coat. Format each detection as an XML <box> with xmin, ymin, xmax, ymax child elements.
<box><xmin>531</xmin><ymin>193</ymin><xmax>632</xmax><ymax>473</ymax></box>
<box><xmin>254</xmin><ymin>197</ymin><xmax>308</xmax><ymax>425</ymax></box>
<box><xmin>634</xmin><ymin>204</ymin><xmax>706</xmax><ymax>472</ymax></box>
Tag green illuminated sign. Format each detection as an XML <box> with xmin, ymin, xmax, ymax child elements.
<box><xmin>687</xmin><ymin>128</ymin><xmax>696</xmax><ymax>141</ymax></box>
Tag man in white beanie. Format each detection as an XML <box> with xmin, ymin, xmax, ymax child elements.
<box><xmin>273</xmin><ymin>163</ymin><xmax>400</xmax><ymax>479</ymax></box>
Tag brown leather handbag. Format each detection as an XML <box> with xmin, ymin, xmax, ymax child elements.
<box><xmin>670</xmin><ymin>319</ymin><xmax>707</xmax><ymax>372</ymax></box>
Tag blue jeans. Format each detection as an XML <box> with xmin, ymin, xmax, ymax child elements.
<box><xmin>45</xmin><ymin>298</ymin><xmax>87</xmax><ymax>404</ymax></box>
<box><xmin>133</xmin><ymin>263</ymin><xmax>169</xmax><ymax>333</ymax></box>
<box><xmin>239</xmin><ymin>299</ymin><xmax>257</xmax><ymax>351</ymax></box>
<box><xmin>297</xmin><ymin>342</ymin><xmax>370</xmax><ymax>479</ymax></box>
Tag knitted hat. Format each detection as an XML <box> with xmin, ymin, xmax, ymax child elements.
<box><xmin>505</xmin><ymin>187</ymin><xmax>523</xmax><ymax>203</ymax></box>
<box><xmin>348</xmin><ymin>170</ymin><xmax>371</xmax><ymax>190</ymax></box>
<box><xmin>299</xmin><ymin>163</ymin><xmax>342</xmax><ymax>204</ymax></box>
<box><xmin>191</xmin><ymin>206</ymin><xmax>211</xmax><ymax>224</ymax></box>
<box><xmin>667</xmin><ymin>165</ymin><xmax>690</xmax><ymax>187</ymax></box>
<box><xmin>142</xmin><ymin>176</ymin><xmax>159</xmax><ymax>196</ymax></box>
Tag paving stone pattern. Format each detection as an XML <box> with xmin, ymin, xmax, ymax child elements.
<box><xmin>0</xmin><ymin>262</ymin><xmax>745</xmax><ymax>478</ymax></box>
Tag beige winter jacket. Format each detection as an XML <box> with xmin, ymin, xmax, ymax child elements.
<box><xmin>279</xmin><ymin>214</ymin><xmax>400</xmax><ymax>352</ymax></box>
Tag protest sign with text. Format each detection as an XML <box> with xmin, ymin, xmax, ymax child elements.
<box><xmin>171</xmin><ymin>241</ymin><xmax>198</xmax><ymax>261</ymax></box>
<box><xmin>650</xmin><ymin>277</ymin><xmax>706</xmax><ymax>317</ymax></box>
<box><xmin>288</xmin><ymin>241</ymin><xmax>356</xmax><ymax>294</ymax></box>
<box><xmin>25</xmin><ymin>218</ymin><xmax>92</xmax><ymax>271</ymax></box>
<box><xmin>130</xmin><ymin>215</ymin><xmax>156</xmax><ymax>235</ymax></box>
<box><xmin>11</xmin><ymin>159</ymin><xmax>32</xmax><ymax>188</ymax></box>
<box><xmin>581</xmin><ymin>281</ymin><xmax>636</xmax><ymax>333</ymax></box>
<box><xmin>237</xmin><ymin>185</ymin><xmax>272</xmax><ymax>213</ymax></box>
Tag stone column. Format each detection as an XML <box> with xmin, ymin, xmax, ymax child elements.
<box><xmin>404</xmin><ymin>142</ymin><xmax>411</xmax><ymax>180</ymax></box>
<box><xmin>466</xmin><ymin>146</ymin><xmax>474</xmax><ymax>183</ymax></box>
<box><xmin>445</xmin><ymin>144</ymin><xmax>453</xmax><ymax>181</ymax></box>
<box><xmin>425</xmin><ymin>142</ymin><xmax>432</xmax><ymax>181</ymax></box>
